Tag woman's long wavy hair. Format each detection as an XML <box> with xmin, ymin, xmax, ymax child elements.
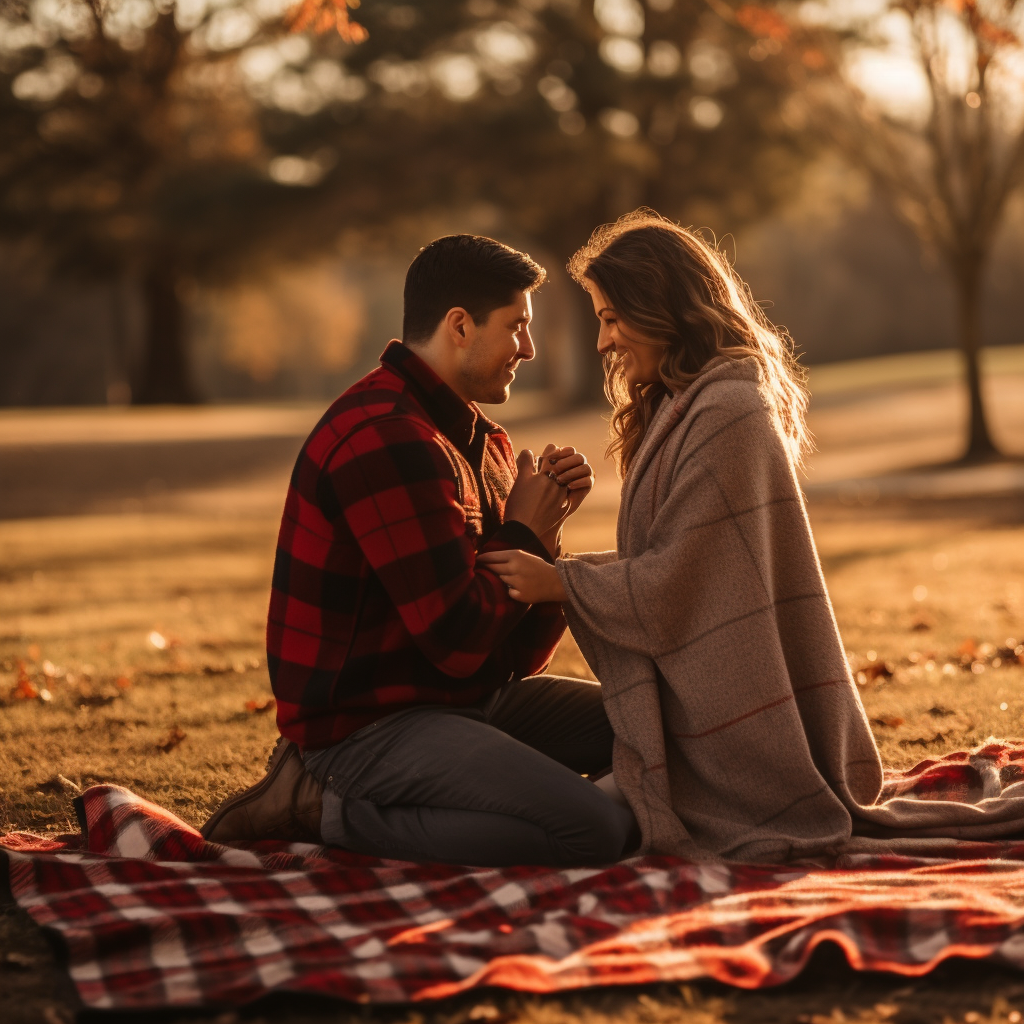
<box><xmin>568</xmin><ymin>209</ymin><xmax>811</xmax><ymax>477</ymax></box>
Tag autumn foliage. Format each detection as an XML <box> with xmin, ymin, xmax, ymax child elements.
<box><xmin>285</xmin><ymin>0</ymin><xmax>368</xmax><ymax>42</ymax></box>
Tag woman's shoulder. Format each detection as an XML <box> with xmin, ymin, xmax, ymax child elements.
<box><xmin>657</xmin><ymin>360</ymin><xmax>794</xmax><ymax>484</ymax></box>
<box><xmin>674</xmin><ymin>358</ymin><xmax>769</xmax><ymax>433</ymax></box>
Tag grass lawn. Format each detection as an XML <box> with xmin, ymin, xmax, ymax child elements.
<box><xmin>2</xmin><ymin>364</ymin><xmax>1024</xmax><ymax>1021</ymax></box>
<box><xmin>1</xmin><ymin>502</ymin><xmax>1022</xmax><ymax>833</ymax></box>
<box><xmin>2</xmin><ymin>495</ymin><xmax>1023</xmax><ymax>1023</ymax></box>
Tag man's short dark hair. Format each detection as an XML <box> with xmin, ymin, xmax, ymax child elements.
<box><xmin>402</xmin><ymin>234</ymin><xmax>546</xmax><ymax>344</ymax></box>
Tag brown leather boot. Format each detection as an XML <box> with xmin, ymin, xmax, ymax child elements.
<box><xmin>200</xmin><ymin>737</ymin><xmax>323</xmax><ymax>844</ymax></box>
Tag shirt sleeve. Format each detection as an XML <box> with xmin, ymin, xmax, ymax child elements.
<box><xmin>320</xmin><ymin>415</ymin><xmax>542</xmax><ymax>678</ymax></box>
<box><xmin>506</xmin><ymin>601</ymin><xmax>567</xmax><ymax>678</ymax></box>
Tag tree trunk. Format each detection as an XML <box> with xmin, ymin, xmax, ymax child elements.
<box><xmin>955</xmin><ymin>264</ymin><xmax>998</xmax><ymax>462</ymax></box>
<box><xmin>135</xmin><ymin>264</ymin><xmax>197</xmax><ymax>404</ymax></box>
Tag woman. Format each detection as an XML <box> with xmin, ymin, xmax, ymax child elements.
<box><xmin>481</xmin><ymin>209</ymin><xmax>1024</xmax><ymax>862</ymax></box>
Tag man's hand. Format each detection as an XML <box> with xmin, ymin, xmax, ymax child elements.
<box><xmin>504</xmin><ymin>444</ymin><xmax>572</xmax><ymax>538</ymax></box>
<box><xmin>477</xmin><ymin>549</ymin><xmax>567</xmax><ymax>604</ymax></box>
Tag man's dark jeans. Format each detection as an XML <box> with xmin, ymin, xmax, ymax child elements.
<box><xmin>301</xmin><ymin>675</ymin><xmax>635</xmax><ymax>867</ymax></box>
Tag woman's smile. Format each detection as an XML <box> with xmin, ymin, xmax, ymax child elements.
<box><xmin>585</xmin><ymin>279</ymin><xmax>663</xmax><ymax>388</ymax></box>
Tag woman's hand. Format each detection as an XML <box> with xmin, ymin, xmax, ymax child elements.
<box><xmin>529</xmin><ymin>445</ymin><xmax>595</xmax><ymax>557</ymax></box>
<box><xmin>477</xmin><ymin>549</ymin><xmax>567</xmax><ymax>604</ymax></box>
<box><xmin>504</xmin><ymin>446</ymin><xmax>572</xmax><ymax>539</ymax></box>
<box><xmin>540</xmin><ymin>446</ymin><xmax>594</xmax><ymax>514</ymax></box>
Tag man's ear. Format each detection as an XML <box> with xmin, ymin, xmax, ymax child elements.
<box><xmin>444</xmin><ymin>307</ymin><xmax>475</xmax><ymax>349</ymax></box>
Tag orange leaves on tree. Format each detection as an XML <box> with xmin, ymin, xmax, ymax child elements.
<box><xmin>975</xmin><ymin>18</ymin><xmax>1020</xmax><ymax>48</ymax></box>
<box><xmin>942</xmin><ymin>0</ymin><xmax>1020</xmax><ymax>48</ymax></box>
<box><xmin>801</xmin><ymin>47</ymin><xmax>828</xmax><ymax>70</ymax></box>
<box><xmin>735</xmin><ymin>4</ymin><xmax>791</xmax><ymax>41</ymax></box>
<box><xmin>285</xmin><ymin>0</ymin><xmax>368</xmax><ymax>42</ymax></box>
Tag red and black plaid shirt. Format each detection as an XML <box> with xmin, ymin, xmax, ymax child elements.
<box><xmin>267</xmin><ymin>341</ymin><xmax>566</xmax><ymax>749</ymax></box>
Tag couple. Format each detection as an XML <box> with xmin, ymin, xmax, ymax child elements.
<box><xmin>202</xmin><ymin>210</ymin><xmax>1024</xmax><ymax>866</ymax></box>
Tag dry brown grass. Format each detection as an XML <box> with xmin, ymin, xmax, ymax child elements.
<box><xmin>1</xmin><ymin>484</ymin><xmax>1023</xmax><ymax>1022</ymax></box>
<box><xmin>2</xmin><ymin>499</ymin><xmax>1021</xmax><ymax>833</ymax></box>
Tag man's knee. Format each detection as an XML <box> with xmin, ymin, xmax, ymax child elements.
<box><xmin>555</xmin><ymin>795</ymin><xmax>636</xmax><ymax>866</ymax></box>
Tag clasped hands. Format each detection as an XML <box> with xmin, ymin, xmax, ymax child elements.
<box><xmin>478</xmin><ymin>443</ymin><xmax>588</xmax><ymax>604</ymax></box>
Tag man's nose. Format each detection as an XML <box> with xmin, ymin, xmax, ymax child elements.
<box><xmin>518</xmin><ymin>328</ymin><xmax>536</xmax><ymax>362</ymax></box>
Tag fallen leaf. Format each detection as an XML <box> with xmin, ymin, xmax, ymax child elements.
<box><xmin>12</xmin><ymin>677</ymin><xmax>39</xmax><ymax>700</ymax></box>
<box><xmin>958</xmin><ymin>637</ymin><xmax>977</xmax><ymax>660</ymax></box>
<box><xmin>870</xmin><ymin>715</ymin><xmax>905</xmax><ymax>729</ymax></box>
<box><xmin>156</xmin><ymin>725</ymin><xmax>187</xmax><ymax>752</ymax></box>
<box><xmin>900</xmin><ymin>732</ymin><xmax>947</xmax><ymax>747</ymax></box>
<box><xmin>27</xmin><ymin>643</ymin><xmax>41</xmax><ymax>661</ymax></box>
<box><xmin>856</xmin><ymin>659</ymin><xmax>893</xmax><ymax>685</ymax></box>
<box><xmin>139</xmin><ymin>668</ymin><xmax>190</xmax><ymax>680</ymax></box>
<box><xmin>115</xmin><ymin>675</ymin><xmax>132</xmax><ymax>689</ymax></box>
<box><xmin>75</xmin><ymin>687</ymin><xmax>119</xmax><ymax>707</ymax></box>
<box><xmin>245</xmin><ymin>698</ymin><xmax>276</xmax><ymax>714</ymax></box>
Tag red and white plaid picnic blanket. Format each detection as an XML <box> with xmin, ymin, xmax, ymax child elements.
<box><xmin>6</xmin><ymin>743</ymin><xmax>1024</xmax><ymax>1011</ymax></box>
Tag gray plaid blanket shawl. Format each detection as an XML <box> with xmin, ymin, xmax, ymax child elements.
<box><xmin>557</xmin><ymin>358</ymin><xmax>1024</xmax><ymax>862</ymax></box>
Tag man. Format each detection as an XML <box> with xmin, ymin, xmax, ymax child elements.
<box><xmin>202</xmin><ymin>234</ymin><xmax>634</xmax><ymax>866</ymax></box>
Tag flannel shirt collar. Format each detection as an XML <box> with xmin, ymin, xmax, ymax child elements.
<box><xmin>381</xmin><ymin>340</ymin><xmax>501</xmax><ymax>459</ymax></box>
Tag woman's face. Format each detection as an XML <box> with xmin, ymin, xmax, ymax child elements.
<box><xmin>586</xmin><ymin>279</ymin><xmax>663</xmax><ymax>388</ymax></box>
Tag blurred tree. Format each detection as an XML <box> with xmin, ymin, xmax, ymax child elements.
<box><xmin>247</xmin><ymin>0</ymin><xmax>810</xmax><ymax>397</ymax></box>
<box><xmin>0</xmin><ymin>0</ymin><xmax>369</xmax><ymax>402</ymax></box>
<box><xmin>731</xmin><ymin>0</ymin><xmax>1024</xmax><ymax>462</ymax></box>
<box><xmin>1</xmin><ymin>0</ymin><xmax>807</xmax><ymax>403</ymax></box>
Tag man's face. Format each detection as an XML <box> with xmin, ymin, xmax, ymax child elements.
<box><xmin>456</xmin><ymin>291</ymin><xmax>535</xmax><ymax>405</ymax></box>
